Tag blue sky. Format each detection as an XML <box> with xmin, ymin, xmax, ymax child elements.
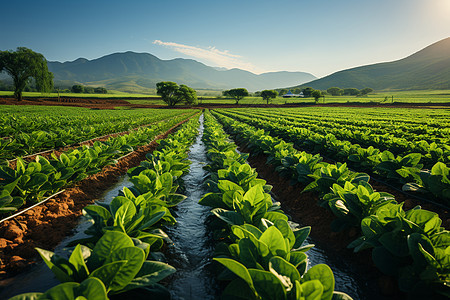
<box><xmin>1</xmin><ymin>0</ymin><xmax>449</xmax><ymax>77</ymax></box>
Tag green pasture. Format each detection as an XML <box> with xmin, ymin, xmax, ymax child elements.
<box><xmin>1</xmin><ymin>89</ymin><xmax>450</xmax><ymax>106</ymax></box>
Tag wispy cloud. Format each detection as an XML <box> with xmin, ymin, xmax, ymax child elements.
<box><xmin>153</xmin><ymin>40</ymin><xmax>261</xmax><ymax>73</ymax></box>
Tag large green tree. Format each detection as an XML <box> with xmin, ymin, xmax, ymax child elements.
<box><xmin>343</xmin><ymin>88</ymin><xmax>360</xmax><ymax>96</ymax></box>
<box><xmin>0</xmin><ymin>47</ymin><xmax>53</xmax><ymax>101</ymax></box>
<box><xmin>359</xmin><ymin>87</ymin><xmax>373</xmax><ymax>95</ymax></box>
<box><xmin>223</xmin><ymin>88</ymin><xmax>249</xmax><ymax>104</ymax></box>
<box><xmin>260</xmin><ymin>89</ymin><xmax>278</xmax><ymax>104</ymax></box>
<box><xmin>156</xmin><ymin>81</ymin><xmax>197</xmax><ymax>106</ymax></box>
<box><xmin>327</xmin><ymin>87</ymin><xmax>343</xmax><ymax>96</ymax></box>
<box><xmin>311</xmin><ymin>89</ymin><xmax>323</xmax><ymax>103</ymax></box>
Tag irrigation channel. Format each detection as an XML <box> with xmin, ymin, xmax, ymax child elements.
<box><xmin>1</xmin><ymin>114</ymin><xmax>385</xmax><ymax>299</ymax></box>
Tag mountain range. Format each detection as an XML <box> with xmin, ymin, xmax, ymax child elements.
<box><xmin>1</xmin><ymin>37</ymin><xmax>449</xmax><ymax>93</ymax></box>
<box><xmin>47</xmin><ymin>52</ymin><xmax>316</xmax><ymax>92</ymax></box>
<box><xmin>291</xmin><ymin>37</ymin><xmax>450</xmax><ymax>91</ymax></box>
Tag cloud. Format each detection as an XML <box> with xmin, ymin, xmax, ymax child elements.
<box><xmin>153</xmin><ymin>40</ymin><xmax>261</xmax><ymax>73</ymax></box>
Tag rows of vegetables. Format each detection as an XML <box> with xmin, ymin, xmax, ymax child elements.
<box><xmin>8</xmin><ymin>115</ymin><xmax>201</xmax><ymax>299</ymax></box>
<box><xmin>216</xmin><ymin>108</ymin><xmax>450</xmax><ymax>206</ymax></box>
<box><xmin>0</xmin><ymin>111</ymin><xmax>197</xmax><ymax>215</ymax></box>
<box><xmin>211</xmin><ymin>110</ymin><xmax>450</xmax><ymax>299</ymax></box>
<box><xmin>218</xmin><ymin>107</ymin><xmax>450</xmax><ymax>166</ymax></box>
<box><xmin>0</xmin><ymin>106</ymin><xmax>194</xmax><ymax>162</ymax></box>
<box><xmin>199</xmin><ymin>110</ymin><xmax>353</xmax><ymax>300</ymax></box>
<box><xmin>248</xmin><ymin>107</ymin><xmax>450</xmax><ymax>144</ymax></box>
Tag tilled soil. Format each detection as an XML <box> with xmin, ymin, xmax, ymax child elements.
<box><xmin>0</xmin><ymin>115</ymin><xmax>196</xmax><ymax>279</ymax></box>
<box><xmin>2</xmin><ymin>97</ymin><xmax>449</xmax><ymax>110</ymax></box>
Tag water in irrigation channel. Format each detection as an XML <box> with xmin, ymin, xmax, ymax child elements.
<box><xmin>165</xmin><ymin>114</ymin><xmax>220</xmax><ymax>300</ymax></box>
<box><xmin>0</xmin><ymin>175</ymin><xmax>134</xmax><ymax>299</ymax></box>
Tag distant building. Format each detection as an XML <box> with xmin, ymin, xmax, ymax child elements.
<box><xmin>282</xmin><ymin>90</ymin><xmax>304</xmax><ymax>98</ymax></box>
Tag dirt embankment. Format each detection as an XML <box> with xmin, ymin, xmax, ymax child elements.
<box><xmin>2</xmin><ymin>97</ymin><xmax>449</xmax><ymax>110</ymax></box>
<box><xmin>0</xmin><ymin>115</ymin><xmax>195</xmax><ymax>279</ymax></box>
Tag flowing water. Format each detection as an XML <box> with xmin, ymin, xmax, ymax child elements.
<box><xmin>165</xmin><ymin>114</ymin><xmax>220</xmax><ymax>299</ymax></box>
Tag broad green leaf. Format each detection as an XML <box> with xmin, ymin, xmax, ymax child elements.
<box><xmin>248</xmin><ymin>269</ymin><xmax>287</xmax><ymax>300</ymax></box>
<box><xmin>89</xmin><ymin>260</ymin><xmax>128</xmax><ymax>291</ymax></box>
<box><xmin>35</xmin><ymin>248</ymin><xmax>74</xmax><ymax>282</ymax></box>
<box><xmin>106</xmin><ymin>247</ymin><xmax>145</xmax><ymax>291</ymax></box>
<box><xmin>68</xmin><ymin>244</ymin><xmax>90</xmax><ymax>281</ymax></box>
<box><xmin>89</xmin><ymin>231</ymin><xmax>134</xmax><ymax>270</ymax></box>
<box><xmin>51</xmin><ymin>277</ymin><xmax>107</xmax><ymax>299</ymax></box>
<box><xmin>302</xmin><ymin>264</ymin><xmax>335</xmax><ymax>300</ymax></box>
<box><xmin>214</xmin><ymin>258</ymin><xmax>255</xmax><ymax>291</ymax></box>
<box><xmin>211</xmin><ymin>208</ymin><xmax>245</xmax><ymax>226</ymax></box>
<box><xmin>260</xmin><ymin>226</ymin><xmax>288</xmax><ymax>257</ymax></box>
<box><xmin>222</xmin><ymin>278</ymin><xmax>257</xmax><ymax>300</ymax></box>
<box><xmin>269</xmin><ymin>256</ymin><xmax>300</xmax><ymax>289</ymax></box>
<box><xmin>274</xmin><ymin>219</ymin><xmax>295</xmax><ymax>249</ymax></box>
<box><xmin>300</xmin><ymin>279</ymin><xmax>324</xmax><ymax>300</ymax></box>
<box><xmin>293</xmin><ymin>226</ymin><xmax>311</xmax><ymax>249</ymax></box>
<box><xmin>113</xmin><ymin>201</ymin><xmax>137</xmax><ymax>233</ymax></box>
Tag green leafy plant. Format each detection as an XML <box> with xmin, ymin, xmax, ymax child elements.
<box><xmin>303</xmin><ymin>163</ymin><xmax>370</xmax><ymax>196</ymax></box>
<box><xmin>36</xmin><ymin>231</ymin><xmax>176</xmax><ymax>296</ymax></box>
<box><xmin>321</xmin><ymin>181</ymin><xmax>396</xmax><ymax>231</ymax></box>
<box><xmin>349</xmin><ymin>203</ymin><xmax>450</xmax><ymax>297</ymax></box>
<box><xmin>9</xmin><ymin>277</ymin><xmax>108</xmax><ymax>300</ymax></box>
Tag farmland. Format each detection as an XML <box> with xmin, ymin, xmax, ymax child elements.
<box><xmin>2</xmin><ymin>89</ymin><xmax>450</xmax><ymax>106</ymax></box>
<box><xmin>0</xmin><ymin>104</ymin><xmax>449</xmax><ymax>300</ymax></box>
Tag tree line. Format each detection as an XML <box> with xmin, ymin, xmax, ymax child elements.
<box><xmin>70</xmin><ymin>85</ymin><xmax>107</xmax><ymax>94</ymax></box>
<box><xmin>326</xmin><ymin>87</ymin><xmax>373</xmax><ymax>96</ymax></box>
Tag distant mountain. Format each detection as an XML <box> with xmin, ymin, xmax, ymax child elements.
<box><xmin>291</xmin><ymin>37</ymin><xmax>450</xmax><ymax>91</ymax></box>
<box><xmin>47</xmin><ymin>52</ymin><xmax>316</xmax><ymax>92</ymax></box>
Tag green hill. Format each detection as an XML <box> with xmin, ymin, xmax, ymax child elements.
<box><xmin>292</xmin><ymin>37</ymin><xmax>450</xmax><ymax>91</ymax></box>
<box><xmin>47</xmin><ymin>52</ymin><xmax>316</xmax><ymax>92</ymax></box>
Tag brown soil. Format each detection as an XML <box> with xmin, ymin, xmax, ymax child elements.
<box><xmin>2</xmin><ymin>97</ymin><xmax>449</xmax><ymax>110</ymax></box>
<box><xmin>0</xmin><ymin>114</ymin><xmax>196</xmax><ymax>279</ymax></box>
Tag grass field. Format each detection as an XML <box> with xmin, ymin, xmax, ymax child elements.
<box><xmin>1</xmin><ymin>89</ymin><xmax>450</xmax><ymax>105</ymax></box>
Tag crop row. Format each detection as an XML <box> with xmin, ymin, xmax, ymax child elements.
<box><xmin>216</xmin><ymin>109</ymin><xmax>450</xmax><ymax>206</ymax></box>
<box><xmin>238</xmin><ymin>108</ymin><xmax>449</xmax><ymax>146</ymax></box>
<box><xmin>220</xmin><ymin>108</ymin><xmax>450</xmax><ymax>167</ymax></box>
<box><xmin>211</xmin><ymin>110</ymin><xmax>450</xmax><ymax>299</ymax></box>
<box><xmin>0</xmin><ymin>107</ymin><xmax>193</xmax><ymax>162</ymax></box>
<box><xmin>0</xmin><ymin>112</ymin><xmax>197</xmax><ymax>215</ymax></box>
<box><xmin>9</xmin><ymin>115</ymin><xmax>201</xmax><ymax>299</ymax></box>
<box><xmin>254</xmin><ymin>106</ymin><xmax>450</xmax><ymax>129</ymax></box>
<box><xmin>199</xmin><ymin>110</ymin><xmax>353</xmax><ymax>300</ymax></box>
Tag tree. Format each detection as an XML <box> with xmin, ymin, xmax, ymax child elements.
<box><xmin>260</xmin><ymin>89</ymin><xmax>278</xmax><ymax>104</ymax></box>
<box><xmin>71</xmin><ymin>84</ymin><xmax>84</xmax><ymax>93</ymax></box>
<box><xmin>359</xmin><ymin>87</ymin><xmax>373</xmax><ymax>95</ymax></box>
<box><xmin>94</xmin><ymin>87</ymin><xmax>107</xmax><ymax>94</ymax></box>
<box><xmin>343</xmin><ymin>88</ymin><xmax>360</xmax><ymax>96</ymax></box>
<box><xmin>0</xmin><ymin>47</ymin><xmax>53</xmax><ymax>101</ymax></box>
<box><xmin>327</xmin><ymin>87</ymin><xmax>343</xmax><ymax>96</ymax></box>
<box><xmin>156</xmin><ymin>81</ymin><xmax>197</xmax><ymax>106</ymax></box>
<box><xmin>302</xmin><ymin>87</ymin><xmax>314</xmax><ymax>97</ymax></box>
<box><xmin>311</xmin><ymin>90</ymin><xmax>323</xmax><ymax>103</ymax></box>
<box><xmin>176</xmin><ymin>84</ymin><xmax>197</xmax><ymax>105</ymax></box>
<box><xmin>84</xmin><ymin>86</ymin><xmax>95</xmax><ymax>94</ymax></box>
<box><xmin>223</xmin><ymin>88</ymin><xmax>249</xmax><ymax>104</ymax></box>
